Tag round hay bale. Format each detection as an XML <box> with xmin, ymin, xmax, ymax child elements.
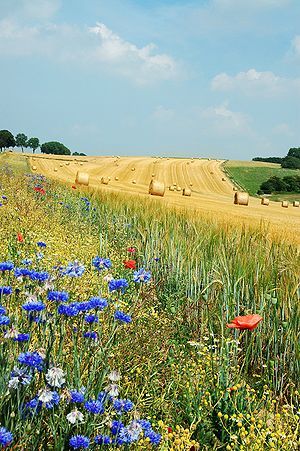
<box><xmin>32</xmin><ymin>158</ymin><xmax>36</xmax><ymax>161</ymax></box>
<box><xmin>282</xmin><ymin>201</ymin><xmax>289</xmax><ymax>208</ymax></box>
<box><xmin>183</xmin><ymin>188</ymin><xmax>191</xmax><ymax>197</ymax></box>
<box><xmin>169</xmin><ymin>185</ymin><xmax>175</xmax><ymax>191</ymax></box>
<box><xmin>152</xmin><ymin>173</ymin><xmax>156</xmax><ymax>177</ymax></box>
<box><xmin>54</xmin><ymin>167</ymin><xmax>58</xmax><ymax>172</ymax></box>
<box><xmin>60</xmin><ymin>163</ymin><xmax>63</xmax><ymax>167</ymax></box>
<box><xmin>293</xmin><ymin>201</ymin><xmax>299</xmax><ymax>207</ymax></box>
<box><xmin>210</xmin><ymin>172</ymin><xmax>214</xmax><ymax>175</ymax></box>
<box><xmin>101</xmin><ymin>177</ymin><xmax>109</xmax><ymax>185</ymax></box>
<box><xmin>191</xmin><ymin>160</ymin><xmax>194</xmax><ymax>163</ymax></box>
<box><xmin>75</xmin><ymin>171</ymin><xmax>89</xmax><ymax>186</ymax></box>
<box><xmin>132</xmin><ymin>180</ymin><xmax>136</xmax><ymax>184</ymax></box>
<box><xmin>80</xmin><ymin>162</ymin><xmax>83</xmax><ymax>166</ymax></box>
<box><xmin>222</xmin><ymin>177</ymin><xmax>226</xmax><ymax>181</ymax></box>
<box><xmin>131</xmin><ymin>167</ymin><xmax>135</xmax><ymax>171</ymax></box>
<box><xmin>115</xmin><ymin>176</ymin><xmax>119</xmax><ymax>181</ymax></box>
<box><xmin>234</xmin><ymin>192</ymin><xmax>249</xmax><ymax>206</ymax></box>
<box><xmin>187</xmin><ymin>161</ymin><xmax>190</xmax><ymax>165</ymax></box>
<box><xmin>108</xmin><ymin>176</ymin><xmax>111</xmax><ymax>181</ymax></box>
<box><xmin>261</xmin><ymin>197</ymin><xmax>270</xmax><ymax>206</ymax></box>
<box><xmin>189</xmin><ymin>183</ymin><xmax>193</xmax><ymax>187</ymax></box>
<box><xmin>176</xmin><ymin>186</ymin><xmax>182</xmax><ymax>192</ymax></box>
<box><xmin>66</xmin><ymin>162</ymin><xmax>70</xmax><ymax>166</ymax></box>
<box><xmin>32</xmin><ymin>166</ymin><xmax>37</xmax><ymax>171</ymax></box>
<box><xmin>233</xmin><ymin>187</ymin><xmax>238</xmax><ymax>191</ymax></box>
<box><xmin>149</xmin><ymin>180</ymin><xmax>165</xmax><ymax>197</ymax></box>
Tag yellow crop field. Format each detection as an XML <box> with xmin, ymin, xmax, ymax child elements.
<box><xmin>23</xmin><ymin>153</ymin><xmax>300</xmax><ymax>242</ymax></box>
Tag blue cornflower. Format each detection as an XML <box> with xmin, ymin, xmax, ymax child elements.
<box><xmin>108</xmin><ymin>279</ymin><xmax>128</xmax><ymax>293</ymax></box>
<box><xmin>97</xmin><ymin>391</ymin><xmax>108</xmax><ymax>403</ymax></box>
<box><xmin>62</xmin><ymin>261</ymin><xmax>85</xmax><ymax>278</ymax></box>
<box><xmin>29</xmin><ymin>271</ymin><xmax>49</xmax><ymax>282</ymax></box>
<box><xmin>114</xmin><ymin>311</ymin><xmax>132</xmax><ymax>324</ymax></box>
<box><xmin>37</xmin><ymin>389</ymin><xmax>60</xmax><ymax>409</ymax></box>
<box><xmin>83</xmin><ymin>331</ymin><xmax>98</xmax><ymax>340</ymax></box>
<box><xmin>144</xmin><ymin>429</ymin><xmax>161</xmax><ymax>445</ymax></box>
<box><xmin>69</xmin><ymin>435</ymin><xmax>90</xmax><ymax>449</ymax></box>
<box><xmin>0</xmin><ymin>427</ymin><xmax>13</xmax><ymax>447</ymax></box>
<box><xmin>9</xmin><ymin>367</ymin><xmax>32</xmax><ymax>388</ymax></box>
<box><xmin>14</xmin><ymin>267</ymin><xmax>32</xmax><ymax>278</ymax></box>
<box><xmin>84</xmin><ymin>314</ymin><xmax>98</xmax><ymax>324</ymax></box>
<box><xmin>0</xmin><ymin>261</ymin><xmax>14</xmax><ymax>271</ymax></box>
<box><xmin>1</xmin><ymin>195</ymin><xmax>7</xmax><ymax>199</ymax></box>
<box><xmin>0</xmin><ymin>316</ymin><xmax>10</xmax><ymax>326</ymax></box>
<box><xmin>133</xmin><ymin>268</ymin><xmax>152</xmax><ymax>283</ymax></box>
<box><xmin>138</xmin><ymin>419</ymin><xmax>152</xmax><ymax>431</ymax></box>
<box><xmin>94</xmin><ymin>435</ymin><xmax>111</xmax><ymax>445</ymax></box>
<box><xmin>13</xmin><ymin>333</ymin><xmax>30</xmax><ymax>342</ymax></box>
<box><xmin>111</xmin><ymin>420</ymin><xmax>124</xmax><ymax>435</ymax></box>
<box><xmin>0</xmin><ymin>306</ymin><xmax>6</xmax><ymax>315</ymax></box>
<box><xmin>25</xmin><ymin>397</ymin><xmax>39</xmax><ymax>410</ymax></box>
<box><xmin>84</xmin><ymin>399</ymin><xmax>104</xmax><ymax>414</ymax></box>
<box><xmin>0</xmin><ymin>286</ymin><xmax>12</xmax><ymax>295</ymax></box>
<box><xmin>37</xmin><ymin>241</ymin><xmax>46</xmax><ymax>248</ymax></box>
<box><xmin>113</xmin><ymin>399</ymin><xmax>134</xmax><ymax>414</ymax></box>
<box><xmin>36</xmin><ymin>252</ymin><xmax>44</xmax><ymax>260</ymax></box>
<box><xmin>22</xmin><ymin>300</ymin><xmax>45</xmax><ymax>312</ymax></box>
<box><xmin>88</xmin><ymin>297</ymin><xmax>108</xmax><ymax>310</ymax></box>
<box><xmin>0</xmin><ymin>203</ymin><xmax>2</xmax><ymax>207</ymax></box>
<box><xmin>21</xmin><ymin>258</ymin><xmax>32</xmax><ymax>266</ymax></box>
<box><xmin>92</xmin><ymin>256</ymin><xmax>112</xmax><ymax>271</ymax></box>
<box><xmin>18</xmin><ymin>351</ymin><xmax>44</xmax><ymax>371</ymax></box>
<box><xmin>58</xmin><ymin>303</ymin><xmax>79</xmax><ymax>317</ymax></box>
<box><xmin>69</xmin><ymin>390</ymin><xmax>85</xmax><ymax>403</ymax></box>
<box><xmin>76</xmin><ymin>302</ymin><xmax>91</xmax><ymax>312</ymax></box>
<box><xmin>47</xmin><ymin>291</ymin><xmax>69</xmax><ymax>302</ymax></box>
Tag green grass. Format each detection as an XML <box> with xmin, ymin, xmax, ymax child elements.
<box><xmin>223</xmin><ymin>161</ymin><xmax>300</xmax><ymax>198</ymax></box>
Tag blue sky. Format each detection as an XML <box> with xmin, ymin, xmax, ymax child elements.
<box><xmin>0</xmin><ymin>0</ymin><xmax>299</xmax><ymax>159</ymax></box>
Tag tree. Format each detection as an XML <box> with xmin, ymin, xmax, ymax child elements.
<box><xmin>0</xmin><ymin>130</ymin><xmax>16</xmax><ymax>151</ymax></box>
<box><xmin>281</xmin><ymin>156</ymin><xmax>300</xmax><ymax>169</ymax></box>
<box><xmin>40</xmin><ymin>141</ymin><xmax>71</xmax><ymax>155</ymax></box>
<box><xmin>287</xmin><ymin>147</ymin><xmax>300</xmax><ymax>159</ymax></box>
<box><xmin>15</xmin><ymin>133</ymin><xmax>28</xmax><ymax>152</ymax></box>
<box><xmin>252</xmin><ymin>156</ymin><xmax>283</xmax><ymax>164</ymax></box>
<box><xmin>27</xmin><ymin>137</ymin><xmax>40</xmax><ymax>154</ymax></box>
<box><xmin>73</xmin><ymin>152</ymin><xmax>87</xmax><ymax>156</ymax></box>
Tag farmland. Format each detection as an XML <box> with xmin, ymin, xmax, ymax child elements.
<box><xmin>0</xmin><ymin>152</ymin><xmax>299</xmax><ymax>450</ymax></box>
<box><xmin>18</xmin><ymin>153</ymin><xmax>300</xmax><ymax>243</ymax></box>
<box><xmin>224</xmin><ymin>160</ymin><xmax>300</xmax><ymax>198</ymax></box>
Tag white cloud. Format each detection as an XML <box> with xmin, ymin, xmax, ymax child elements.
<box><xmin>290</xmin><ymin>35</ymin><xmax>300</xmax><ymax>58</ymax></box>
<box><xmin>152</xmin><ymin>105</ymin><xmax>175</xmax><ymax>121</ymax></box>
<box><xmin>211</xmin><ymin>69</ymin><xmax>300</xmax><ymax>97</ymax></box>
<box><xmin>0</xmin><ymin>17</ymin><xmax>179</xmax><ymax>84</ymax></box>
<box><xmin>88</xmin><ymin>23</ymin><xmax>178</xmax><ymax>83</ymax></box>
<box><xmin>200</xmin><ymin>102</ymin><xmax>250</xmax><ymax>133</ymax></box>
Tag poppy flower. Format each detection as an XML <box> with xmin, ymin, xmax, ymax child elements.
<box><xmin>123</xmin><ymin>260</ymin><xmax>136</xmax><ymax>270</ymax></box>
<box><xmin>34</xmin><ymin>187</ymin><xmax>46</xmax><ymax>195</ymax></box>
<box><xmin>17</xmin><ymin>232</ymin><xmax>24</xmax><ymax>243</ymax></box>
<box><xmin>167</xmin><ymin>427</ymin><xmax>172</xmax><ymax>434</ymax></box>
<box><xmin>127</xmin><ymin>247</ymin><xmax>136</xmax><ymax>253</ymax></box>
<box><xmin>72</xmin><ymin>185</ymin><xmax>77</xmax><ymax>190</ymax></box>
<box><xmin>227</xmin><ymin>314</ymin><xmax>263</xmax><ymax>331</ymax></box>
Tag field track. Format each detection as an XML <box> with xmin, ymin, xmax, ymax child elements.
<box><xmin>20</xmin><ymin>154</ymin><xmax>300</xmax><ymax>239</ymax></box>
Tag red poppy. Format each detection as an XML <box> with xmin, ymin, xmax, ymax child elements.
<box><xmin>17</xmin><ymin>232</ymin><xmax>24</xmax><ymax>243</ymax></box>
<box><xmin>167</xmin><ymin>427</ymin><xmax>173</xmax><ymax>434</ymax></box>
<box><xmin>33</xmin><ymin>187</ymin><xmax>46</xmax><ymax>195</ymax></box>
<box><xmin>123</xmin><ymin>260</ymin><xmax>136</xmax><ymax>270</ymax></box>
<box><xmin>72</xmin><ymin>185</ymin><xmax>77</xmax><ymax>190</ymax></box>
<box><xmin>227</xmin><ymin>314</ymin><xmax>263</xmax><ymax>331</ymax></box>
<box><xmin>127</xmin><ymin>247</ymin><xmax>136</xmax><ymax>253</ymax></box>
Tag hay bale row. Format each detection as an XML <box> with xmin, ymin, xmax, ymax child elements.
<box><xmin>149</xmin><ymin>180</ymin><xmax>165</xmax><ymax>197</ymax></box>
<box><xmin>75</xmin><ymin>171</ymin><xmax>89</xmax><ymax>186</ymax></box>
<box><xmin>101</xmin><ymin>177</ymin><xmax>109</xmax><ymax>185</ymax></box>
<box><xmin>293</xmin><ymin>201</ymin><xmax>300</xmax><ymax>207</ymax></box>
<box><xmin>182</xmin><ymin>188</ymin><xmax>191</xmax><ymax>197</ymax></box>
<box><xmin>282</xmin><ymin>201</ymin><xmax>289</xmax><ymax>208</ymax></box>
<box><xmin>261</xmin><ymin>198</ymin><xmax>269</xmax><ymax>206</ymax></box>
<box><xmin>234</xmin><ymin>192</ymin><xmax>249</xmax><ymax>206</ymax></box>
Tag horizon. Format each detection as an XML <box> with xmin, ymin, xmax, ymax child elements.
<box><xmin>1</xmin><ymin>0</ymin><xmax>299</xmax><ymax>159</ymax></box>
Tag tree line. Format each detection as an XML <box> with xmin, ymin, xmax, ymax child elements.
<box><xmin>0</xmin><ymin>129</ymin><xmax>86</xmax><ymax>156</ymax></box>
<box><xmin>253</xmin><ymin>147</ymin><xmax>300</xmax><ymax>169</ymax></box>
<box><xmin>258</xmin><ymin>175</ymin><xmax>300</xmax><ymax>194</ymax></box>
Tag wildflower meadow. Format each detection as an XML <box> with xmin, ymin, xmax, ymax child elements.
<box><xmin>0</xmin><ymin>156</ymin><xmax>299</xmax><ymax>450</ymax></box>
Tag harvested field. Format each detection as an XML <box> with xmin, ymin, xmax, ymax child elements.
<box><xmin>13</xmin><ymin>153</ymin><xmax>300</xmax><ymax>241</ymax></box>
